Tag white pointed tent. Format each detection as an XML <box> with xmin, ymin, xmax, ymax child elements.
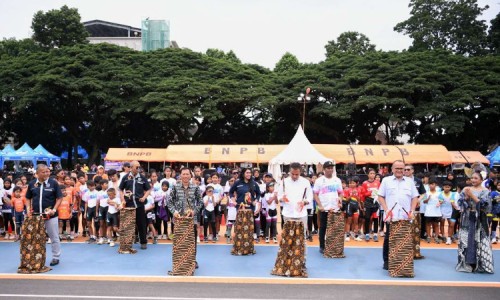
<box><xmin>268</xmin><ymin>126</ymin><xmax>332</xmax><ymax>178</ymax></box>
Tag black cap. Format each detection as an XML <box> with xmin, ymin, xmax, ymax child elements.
<box><xmin>263</xmin><ymin>172</ymin><xmax>273</xmax><ymax>178</ymax></box>
<box><xmin>323</xmin><ymin>161</ymin><xmax>335</xmax><ymax>168</ymax></box>
<box><xmin>123</xmin><ymin>162</ymin><xmax>131</xmax><ymax>168</ymax></box>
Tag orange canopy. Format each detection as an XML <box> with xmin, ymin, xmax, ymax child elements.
<box><xmin>458</xmin><ymin>151</ymin><xmax>489</xmax><ymax>165</ymax></box>
<box><xmin>105</xmin><ymin>148</ymin><xmax>167</xmax><ymax>162</ymax></box>
<box><xmin>449</xmin><ymin>151</ymin><xmax>468</xmax><ymax>164</ymax></box>
<box><xmin>313</xmin><ymin>144</ymin><xmax>355</xmax><ymax>164</ymax></box>
<box><xmin>164</xmin><ymin>145</ymin><xmax>286</xmax><ymax>163</ymax></box>
<box><xmin>398</xmin><ymin>145</ymin><xmax>451</xmax><ymax>165</ymax></box>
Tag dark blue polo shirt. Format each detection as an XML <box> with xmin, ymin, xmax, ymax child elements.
<box><xmin>25</xmin><ymin>178</ymin><xmax>63</xmax><ymax>217</ymax></box>
<box><xmin>119</xmin><ymin>172</ymin><xmax>151</xmax><ymax>208</ymax></box>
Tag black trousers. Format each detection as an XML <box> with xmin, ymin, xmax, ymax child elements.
<box><xmin>319</xmin><ymin>211</ymin><xmax>329</xmax><ymax>250</ymax></box>
<box><xmin>383</xmin><ymin>222</ymin><xmax>391</xmax><ymax>264</ymax></box>
<box><xmin>136</xmin><ymin>206</ymin><xmax>147</xmax><ymax>245</ymax></box>
<box><xmin>364</xmin><ymin>207</ymin><xmax>379</xmax><ymax>234</ymax></box>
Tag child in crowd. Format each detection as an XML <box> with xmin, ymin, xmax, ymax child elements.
<box><xmin>203</xmin><ymin>186</ymin><xmax>218</xmax><ymax>243</ymax></box>
<box><xmin>423</xmin><ymin>178</ymin><xmax>442</xmax><ymax>244</ymax></box>
<box><xmin>208</xmin><ymin>173</ymin><xmax>224</xmax><ymax>238</ymax></box>
<box><xmin>57</xmin><ymin>185</ymin><xmax>73</xmax><ymax>241</ymax></box>
<box><xmin>83</xmin><ymin>180</ymin><xmax>99</xmax><ymax>243</ymax></box>
<box><xmin>263</xmin><ymin>182</ymin><xmax>279</xmax><ymax>243</ymax></box>
<box><xmin>64</xmin><ymin>175</ymin><xmax>79</xmax><ymax>239</ymax></box>
<box><xmin>11</xmin><ymin>186</ymin><xmax>25</xmax><ymax>242</ymax></box>
<box><xmin>77</xmin><ymin>173</ymin><xmax>89</xmax><ymax>237</ymax></box>
<box><xmin>490</xmin><ymin>182</ymin><xmax>500</xmax><ymax>244</ymax></box>
<box><xmin>97</xmin><ymin>179</ymin><xmax>109</xmax><ymax>244</ymax></box>
<box><xmin>225</xmin><ymin>191</ymin><xmax>237</xmax><ymax>244</ymax></box>
<box><xmin>106</xmin><ymin>188</ymin><xmax>121</xmax><ymax>247</ymax></box>
<box><xmin>145</xmin><ymin>195</ymin><xmax>158</xmax><ymax>244</ymax></box>
<box><xmin>438</xmin><ymin>180</ymin><xmax>459</xmax><ymax>245</ymax></box>
<box><xmin>2</xmin><ymin>179</ymin><xmax>14</xmax><ymax>240</ymax></box>
<box><xmin>343</xmin><ymin>177</ymin><xmax>363</xmax><ymax>242</ymax></box>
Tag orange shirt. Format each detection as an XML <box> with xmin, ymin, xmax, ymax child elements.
<box><xmin>58</xmin><ymin>194</ymin><xmax>72</xmax><ymax>220</ymax></box>
<box><xmin>12</xmin><ymin>196</ymin><xmax>26</xmax><ymax>213</ymax></box>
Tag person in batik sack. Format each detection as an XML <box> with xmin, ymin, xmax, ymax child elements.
<box><xmin>456</xmin><ymin>171</ymin><xmax>494</xmax><ymax>274</ymax></box>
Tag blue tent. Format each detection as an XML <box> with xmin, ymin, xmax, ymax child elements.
<box><xmin>1</xmin><ymin>143</ymin><xmax>40</xmax><ymax>167</ymax></box>
<box><xmin>486</xmin><ymin>146</ymin><xmax>500</xmax><ymax>168</ymax></box>
<box><xmin>2</xmin><ymin>144</ymin><xmax>15</xmax><ymax>153</ymax></box>
<box><xmin>61</xmin><ymin>145</ymin><xmax>89</xmax><ymax>160</ymax></box>
<box><xmin>34</xmin><ymin>144</ymin><xmax>61</xmax><ymax>163</ymax></box>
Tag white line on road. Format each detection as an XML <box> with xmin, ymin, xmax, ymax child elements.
<box><xmin>0</xmin><ymin>295</ymin><xmax>288</xmax><ymax>300</ymax></box>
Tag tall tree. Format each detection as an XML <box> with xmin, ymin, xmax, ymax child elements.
<box><xmin>488</xmin><ymin>12</ymin><xmax>500</xmax><ymax>54</ymax></box>
<box><xmin>274</xmin><ymin>52</ymin><xmax>300</xmax><ymax>73</ymax></box>
<box><xmin>31</xmin><ymin>5</ymin><xmax>88</xmax><ymax>48</ymax></box>
<box><xmin>325</xmin><ymin>31</ymin><xmax>376</xmax><ymax>57</ymax></box>
<box><xmin>394</xmin><ymin>0</ymin><xmax>489</xmax><ymax>55</ymax></box>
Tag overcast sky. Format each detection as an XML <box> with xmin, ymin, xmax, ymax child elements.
<box><xmin>0</xmin><ymin>0</ymin><xmax>498</xmax><ymax>68</ymax></box>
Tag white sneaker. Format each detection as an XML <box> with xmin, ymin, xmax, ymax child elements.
<box><xmin>379</xmin><ymin>231</ymin><xmax>385</xmax><ymax>237</ymax></box>
<box><xmin>492</xmin><ymin>237</ymin><xmax>497</xmax><ymax>244</ymax></box>
<box><xmin>354</xmin><ymin>236</ymin><xmax>362</xmax><ymax>242</ymax></box>
<box><xmin>265</xmin><ymin>237</ymin><xmax>270</xmax><ymax>243</ymax></box>
<box><xmin>47</xmin><ymin>238</ymin><xmax>52</xmax><ymax>244</ymax></box>
<box><xmin>273</xmin><ymin>237</ymin><xmax>278</xmax><ymax>244</ymax></box>
<box><xmin>345</xmin><ymin>236</ymin><xmax>350</xmax><ymax>242</ymax></box>
<box><xmin>110</xmin><ymin>241</ymin><xmax>115</xmax><ymax>247</ymax></box>
<box><xmin>97</xmin><ymin>238</ymin><xmax>104</xmax><ymax>245</ymax></box>
<box><xmin>253</xmin><ymin>233</ymin><xmax>257</xmax><ymax>240</ymax></box>
<box><xmin>446</xmin><ymin>237</ymin><xmax>451</xmax><ymax>245</ymax></box>
<box><xmin>197</xmin><ymin>236</ymin><xmax>200</xmax><ymax>243</ymax></box>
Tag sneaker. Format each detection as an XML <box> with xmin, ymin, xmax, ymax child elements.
<box><xmin>373</xmin><ymin>234</ymin><xmax>379</xmax><ymax>242</ymax></box>
<box><xmin>47</xmin><ymin>238</ymin><xmax>52</xmax><ymax>244</ymax></box>
<box><xmin>140</xmin><ymin>244</ymin><xmax>147</xmax><ymax>250</ymax></box>
<box><xmin>255</xmin><ymin>237</ymin><xmax>260</xmax><ymax>243</ymax></box>
<box><xmin>345</xmin><ymin>236</ymin><xmax>350</xmax><ymax>242</ymax></box>
<box><xmin>307</xmin><ymin>235</ymin><xmax>313</xmax><ymax>242</ymax></box>
<box><xmin>212</xmin><ymin>237</ymin><xmax>217</xmax><ymax>243</ymax></box>
<box><xmin>265</xmin><ymin>237</ymin><xmax>270</xmax><ymax>243</ymax></box>
<box><xmin>365</xmin><ymin>234</ymin><xmax>370</xmax><ymax>242</ymax></box>
<box><xmin>4</xmin><ymin>234</ymin><xmax>10</xmax><ymax>240</ymax></box>
<box><xmin>354</xmin><ymin>236</ymin><xmax>362</xmax><ymax>242</ymax></box>
<box><xmin>204</xmin><ymin>237</ymin><xmax>208</xmax><ymax>243</ymax></box>
<box><xmin>49</xmin><ymin>259</ymin><xmax>59</xmax><ymax>266</ymax></box>
<box><xmin>9</xmin><ymin>234</ymin><xmax>15</xmax><ymax>240</ymax></box>
<box><xmin>434</xmin><ymin>237</ymin><xmax>441</xmax><ymax>244</ymax></box>
<box><xmin>253</xmin><ymin>233</ymin><xmax>257</xmax><ymax>240</ymax></box>
<box><xmin>492</xmin><ymin>237</ymin><xmax>498</xmax><ymax>244</ymax></box>
<box><xmin>273</xmin><ymin>237</ymin><xmax>278</xmax><ymax>244</ymax></box>
<box><xmin>446</xmin><ymin>237</ymin><xmax>451</xmax><ymax>245</ymax></box>
<box><xmin>379</xmin><ymin>231</ymin><xmax>385</xmax><ymax>237</ymax></box>
<box><xmin>97</xmin><ymin>238</ymin><xmax>104</xmax><ymax>245</ymax></box>
<box><xmin>197</xmin><ymin>236</ymin><xmax>200</xmax><ymax>243</ymax></box>
<box><xmin>153</xmin><ymin>237</ymin><xmax>158</xmax><ymax>244</ymax></box>
<box><xmin>226</xmin><ymin>237</ymin><xmax>231</xmax><ymax>244</ymax></box>
<box><xmin>426</xmin><ymin>237</ymin><xmax>431</xmax><ymax>243</ymax></box>
<box><xmin>110</xmin><ymin>241</ymin><xmax>115</xmax><ymax>247</ymax></box>
<box><xmin>312</xmin><ymin>230</ymin><xmax>318</xmax><ymax>235</ymax></box>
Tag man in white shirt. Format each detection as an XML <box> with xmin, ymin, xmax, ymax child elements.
<box><xmin>313</xmin><ymin>161</ymin><xmax>343</xmax><ymax>254</ymax></box>
<box><xmin>278</xmin><ymin>162</ymin><xmax>313</xmax><ymax>235</ymax></box>
<box><xmin>378</xmin><ymin>160</ymin><xmax>419</xmax><ymax>271</ymax></box>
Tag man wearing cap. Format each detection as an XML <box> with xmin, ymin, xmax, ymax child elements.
<box><xmin>313</xmin><ymin>161</ymin><xmax>343</xmax><ymax>254</ymax></box>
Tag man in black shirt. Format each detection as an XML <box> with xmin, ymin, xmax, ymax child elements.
<box><xmin>25</xmin><ymin>164</ymin><xmax>63</xmax><ymax>267</ymax></box>
<box><xmin>119</xmin><ymin>161</ymin><xmax>151</xmax><ymax>250</ymax></box>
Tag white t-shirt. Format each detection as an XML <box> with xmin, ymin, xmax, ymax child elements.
<box><xmin>160</xmin><ymin>178</ymin><xmax>177</xmax><ymax>193</ymax></box>
<box><xmin>107</xmin><ymin>197</ymin><xmax>121</xmax><ymax>214</ymax></box>
<box><xmin>438</xmin><ymin>191</ymin><xmax>457</xmax><ymax>219</ymax></box>
<box><xmin>150</xmin><ymin>182</ymin><xmax>162</xmax><ymax>202</ymax></box>
<box><xmin>203</xmin><ymin>195</ymin><xmax>216</xmax><ymax>212</ymax></box>
<box><xmin>98</xmin><ymin>190</ymin><xmax>109</xmax><ymax>207</ymax></box>
<box><xmin>207</xmin><ymin>183</ymin><xmax>223</xmax><ymax>202</ymax></box>
<box><xmin>79</xmin><ymin>184</ymin><xmax>89</xmax><ymax>198</ymax></box>
<box><xmin>278</xmin><ymin>176</ymin><xmax>313</xmax><ymax>218</ymax></box>
<box><xmin>108</xmin><ymin>181</ymin><xmax>121</xmax><ymax>199</ymax></box>
<box><xmin>263</xmin><ymin>192</ymin><xmax>277</xmax><ymax>210</ymax></box>
<box><xmin>83</xmin><ymin>190</ymin><xmax>99</xmax><ymax>208</ymax></box>
<box><xmin>424</xmin><ymin>191</ymin><xmax>442</xmax><ymax>217</ymax></box>
<box><xmin>313</xmin><ymin>176</ymin><xmax>343</xmax><ymax>211</ymax></box>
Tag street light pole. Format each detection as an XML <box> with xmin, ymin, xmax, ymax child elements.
<box><xmin>297</xmin><ymin>87</ymin><xmax>311</xmax><ymax>131</ymax></box>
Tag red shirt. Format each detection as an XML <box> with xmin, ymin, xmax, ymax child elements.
<box><xmin>343</xmin><ymin>187</ymin><xmax>364</xmax><ymax>201</ymax></box>
<box><xmin>361</xmin><ymin>180</ymin><xmax>381</xmax><ymax>199</ymax></box>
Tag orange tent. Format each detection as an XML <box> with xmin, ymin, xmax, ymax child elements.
<box><xmin>449</xmin><ymin>151</ymin><xmax>468</xmax><ymax>164</ymax></box>
<box><xmin>105</xmin><ymin>148</ymin><xmax>167</xmax><ymax>162</ymax></box>
<box><xmin>398</xmin><ymin>145</ymin><xmax>451</xmax><ymax>165</ymax></box>
<box><xmin>457</xmin><ymin>151</ymin><xmax>489</xmax><ymax>165</ymax></box>
<box><xmin>164</xmin><ymin>145</ymin><xmax>286</xmax><ymax>164</ymax></box>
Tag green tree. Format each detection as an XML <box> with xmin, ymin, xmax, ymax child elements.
<box><xmin>325</xmin><ymin>31</ymin><xmax>376</xmax><ymax>57</ymax></box>
<box><xmin>274</xmin><ymin>52</ymin><xmax>300</xmax><ymax>73</ymax></box>
<box><xmin>488</xmin><ymin>12</ymin><xmax>500</xmax><ymax>54</ymax></box>
<box><xmin>394</xmin><ymin>0</ymin><xmax>489</xmax><ymax>55</ymax></box>
<box><xmin>0</xmin><ymin>38</ymin><xmax>42</xmax><ymax>57</ymax></box>
<box><xmin>31</xmin><ymin>5</ymin><xmax>88</xmax><ymax>48</ymax></box>
<box><xmin>206</xmin><ymin>48</ymin><xmax>241</xmax><ymax>63</ymax></box>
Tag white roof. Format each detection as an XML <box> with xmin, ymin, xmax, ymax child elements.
<box><xmin>269</xmin><ymin>126</ymin><xmax>331</xmax><ymax>165</ymax></box>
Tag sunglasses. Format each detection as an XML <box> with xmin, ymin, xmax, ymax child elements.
<box><xmin>232</xmin><ymin>172</ymin><xmax>239</xmax><ymax>175</ymax></box>
<box><xmin>404</xmin><ymin>168</ymin><xmax>412</xmax><ymax>171</ymax></box>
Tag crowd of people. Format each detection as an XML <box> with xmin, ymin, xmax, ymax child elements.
<box><xmin>0</xmin><ymin>160</ymin><xmax>498</xmax><ymax>274</ymax></box>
